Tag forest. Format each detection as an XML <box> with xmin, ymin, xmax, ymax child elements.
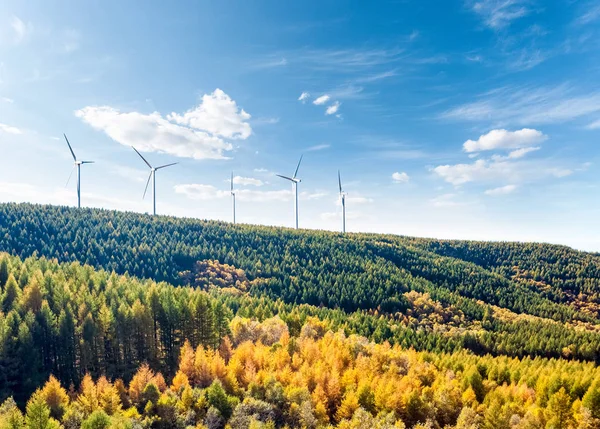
<box><xmin>1</xmin><ymin>253</ymin><xmax>600</xmax><ymax>428</ymax></box>
<box><xmin>1</xmin><ymin>203</ymin><xmax>600</xmax><ymax>427</ymax></box>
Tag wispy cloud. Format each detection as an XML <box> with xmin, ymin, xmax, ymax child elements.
<box><xmin>484</xmin><ymin>184</ymin><xmax>517</xmax><ymax>196</ymax></box>
<box><xmin>1</xmin><ymin>97</ymin><xmax>14</xmax><ymax>104</ymax></box>
<box><xmin>306</xmin><ymin>144</ymin><xmax>330</xmax><ymax>152</ymax></box>
<box><xmin>176</xmin><ymin>184</ymin><xmax>326</xmax><ymax>202</ymax></box>
<box><xmin>250</xmin><ymin>56</ymin><xmax>288</xmax><ymax>69</ymax></box>
<box><xmin>441</xmin><ymin>84</ymin><xmax>600</xmax><ymax>126</ymax></box>
<box><xmin>468</xmin><ymin>0</ymin><xmax>531</xmax><ymax>29</ymax></box>
<box><xmin>508</xmin><ymin>48</ymin><xmax>547</xmax><ymax>71</ymax></box>
<box><xmin>430</xmin><ymin>193</ymin><xmax>467</xmax><ymax>208</ymax></box>
<box><xmin>175</xmin><ymin>184</ymin><xmax>288</xmax><ymax>202</ymax></box>
<box><xmin>10</xmin><ymin>16</ymin><xmax>32</xmax><ymax>43</ymax></box>
<box><xmin>0</xmin><ymin>123</ymin><xmax>22</xmax><ymax>135</ymax></box>
<box><xmin>294</xmin><ymin>47</ymin><xmax>405</xmax><ymax>71</ymax></box>
<box><xmin>586</xmin><ymin>119</ymin><xmax>600</xmax><ymax>129</ymax></box>
<box><xmin>60</xmin><ymin>29</ymin><xmax>81</xmax><ymax>53</ymax></box>
<box><xmin>576</xmin><ymin>2</ymin><xmax>600</xmax><ymax>25</ymax></box>
<box><xmin>354</xmin><ymin>70</ymin><xmax>397</xmax><ymax>83</ymax></box>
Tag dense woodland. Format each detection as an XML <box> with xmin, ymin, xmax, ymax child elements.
<box><xmin>1</xmin><ymin>203</ymin><xmax>600</xmax><ymax>427</ymax></box>
<box><xmin>1</xmin><ymin>204</ymin><xmax>600</xmax><ymax>363</ymax></box>
<box><xmin>2</xmin><ymin>307</ymin><xmax>600</xmax><ymax>428</ymax></box>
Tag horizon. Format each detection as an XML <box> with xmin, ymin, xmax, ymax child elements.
<box><xmin>1</xmin><ymin>1</ymin><xmax>599</xmax><ymax>251</ymax></box>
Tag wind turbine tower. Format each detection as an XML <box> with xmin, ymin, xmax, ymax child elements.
<box><xmin>64</xmin><ymin>134</ymin><xmax>94</xmax><ymax>208</ymax></box>
<box><xmin>231</xmin><ymin>172</ymin><xmax>236</xmax><ymax>224</ymax></box>
<box><xmin>338</xmin><ymin>170</ymin><xmax>346</xmax><ymax>233</ymax></box>
<box><xmin>132</xmin><ymin>146</ymin><xmax>178</xmax><ymax>215</ymax></box>
<box><xmin>277</xmin><ymin>155</ymin><xmax>303</xmax><ymax>229</ymax></box>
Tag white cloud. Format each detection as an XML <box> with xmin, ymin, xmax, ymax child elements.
<box><xmin>484</xmin><ymin>184</ymin><xmax>517</xmax><ymax>196</ymax></box>
<box><xmin>313</xmin><ymin>95</ymin><xmax>330</xmax><ymax>105</ymax></box>
<box><xmin>434</xmin><ymin>159</ymin><xmax>510</xmax><ymax>185</ymax></box>
<box><xmin>392</xmin><ymin>172</ymin><xmax>410</xmax><ymax>183</ymax></box>
<box><xmin>469</xmin><ymin>0</ymin><xmax>530</xmax><ymax>29</ymax></box>
<box><xmin>0</xmin><ymin>123</ymin><xmax>22</xmax><ymax>134</ymax></box>
<box><xmin>76</xmin><ymin>106</ymin><xmax>232</xmax><ymax>160</ymax></box>
<box><xmin>433</xmin><ymin>158</ymin><xmax>573</xmax><ymax>186</ymax></box>
<box><xmin>298</xmin><ymin>92</ymin><xmax>310</xmax><ymax>102</ymax></box>
<box><xmin>167</xmin><ymin>89</ymin><xmax>251</xmax><ymax>140</ymax></box>
<box><xmin>254</xmin><ymin>168</ymin><xmax>269</xmax><ymax>173</ymax></box>
<box><xmin>233</xmin><ymin>176</ymin><xmax>264</xmax><ymax>187</ymax></box>
<box><xmin>306</xmin><ymin>144</ymin><xmax>330</xmax><ymax>151</ymax></box>
<box><xmin>76</xmin><ymin>89</ymin><xmax>251</xmax><ymax>160</ymax></box>
<box><xmin>325</xmin><ymin>101</ymin><xmax>341</xmax><ymax>115</ymax></box>
<box><xmin>463</xmin><ymin>128</ymin><xmax>547</xmax><ymax>153</ymax></box>
<box><xmin>10</xmin><ymin>16</ymin><xmax>31</xmax><ymax>43</ymax></box>
<box><xmin>1</xmin><ymin>97</ymin><xmax>14</xmax><ymax>103</ymax></box>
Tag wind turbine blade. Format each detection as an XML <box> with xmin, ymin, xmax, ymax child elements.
<box><xmin>81</xmin><ymin>161</ymin><xmax>95</xmax><ymax>164</ymax></box>
<box><xmin>276</xmin><ymin>174</ymin><xmax>294</xmax><ymax>181</ymax></box>
<box><xmin>231</xmin><ymin>171</ymin><xmax>234</xmax><ymax>192</ymax></box>
<box><xmin>132</xmin><ymin>146</ymin><xmax>152</xmax><ymax>169</ymax></box>
<box><xmin>156</xmin><ymin>162</ymin><xmax>178</xmax><ymax>170</ymax></box>
<box><xmin>64</xmin><ymin>134</ymin><xmax>77</xmax><ymax>161</ymax></box>
<box><xmin>65</xmin><ymin>165</ymin><xmax>76</xmax><ymax>187</ymax></box>
<box><xmin>143</xmin><ymin>172</ymin><xmax>152</xmax><ymax>199</ymax></box>
<box><xmin>338</xmin><ymin>170</ymin><xmax>342</xmax><ymax>193</ymax></box>
<box><xmin>293</xmin><ymin>155</ymin><xmax>303</xmax><ymax>179</ymax></box>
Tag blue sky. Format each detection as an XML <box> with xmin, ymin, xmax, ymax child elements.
<box><xmin>1</xmin><ymin>0</ymin><xmax>600</xmax><ymax>250</ymax></box>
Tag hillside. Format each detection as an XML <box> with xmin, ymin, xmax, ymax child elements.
<box><xmin>1</xmin><ymin>253</ymin><xmax>600</xmax><ymax>428</ymax></box>
<box><xmin>1</xmin><ymin>203</ymin><xmax>600</xmax><ymax>364</ymax></box>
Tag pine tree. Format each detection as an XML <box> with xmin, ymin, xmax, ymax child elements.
<box><xmin>25</xmin><ymin>391</ymin><xmax>60</xmax><ymax>429</ymax></box>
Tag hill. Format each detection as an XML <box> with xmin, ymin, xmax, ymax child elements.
<box><xmin>1</xmin><ymin>202</ymin><xmax>600</xmax><ymax>364</ymax></box>
<box><xmin>1</xmin><ymin>253</ymin><xmax>600</xmax><ymax>428</ymax></box>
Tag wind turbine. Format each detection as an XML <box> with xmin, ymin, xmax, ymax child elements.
<box><xmin>338</xmin><ymin>170</ymin><xmax>346</xmax><ymax>233</ymax></box>
<box><xmin>64</xmin><ymin>134</ymin><xmax>94</xmax><ymax>208</ymax></box>
<box><xmin>132</xmin><ymin>146</ymin><xmax>178</xmax><ymax>215</ymax></box>
<box><xmin>231</xmin><ymin>172</ymin><xmax>236</xmax><ymax>224</ymax></box>
<box><xmin>277</xmin><ymin>155</ymin><xmax>303</xmax><ymax>229</ymax></box>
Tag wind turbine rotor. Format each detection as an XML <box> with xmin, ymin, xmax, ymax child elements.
<box><xmin>143</xmin><ymin>172</ymin><xmax>152</xmax><ymax>199</ymax></box>
<box><xmin>132</xmin><ymin>146</ymin><xmax>153</xmax><ymax>169</ymax></box>
<box><xmin>156</xmin><ymin>162</ymin><xmax>178</xmax><ymax>170</ymax></box>
<box><xmin>276</xmin><ymin>174</ymin><xmax>294</xmax><ymax>182</ymax></box>
<box><xmin>293</xmin><ymin>155</ymin><xmax>303</xmax><ymax>179</ymax></box>
<box><xmin>64</xmin><ymin>134</ymin><xmax>77</xmax><ymax>161</ymax></box>
<box><xmin>65</xmin><ymin>165</ymin><xmax>76</xmax><ymax>187</ymax></box>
